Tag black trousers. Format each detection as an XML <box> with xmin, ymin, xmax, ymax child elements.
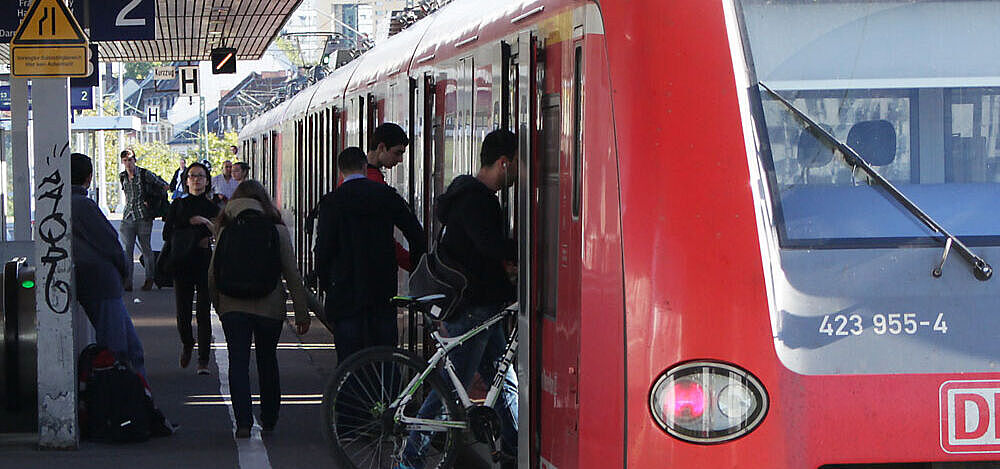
<box><xmin>332</xmin><ymin>314</ymin><xmax>398</xmax><ymax>364</ymax></box>
<box><xmin>220</xmin><ymin>311</ymin><xmax>284</xmax><ymax>429</ymax></box>
<box><xmin>174</xmin><ymin>260</ymin><xmax>212</xmax><ymax>364</ymax></box>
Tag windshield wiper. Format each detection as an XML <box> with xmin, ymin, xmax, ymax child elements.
<box><xmin>759</xmin><ymin>82</ymin><xmax>993</xmax><ymax>281</ymax></box>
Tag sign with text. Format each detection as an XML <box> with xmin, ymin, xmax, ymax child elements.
<box><xmin>11</xmin><ymin>0</ymin><xmax>90</xmax><ymax>78</ymax></box>
<box><xmin>89</xmin><ymin>0</ymin><xmax>155</xmax><ymax>41</ymax></box>
<box><xmin>153</xmin><ymin>65</ymin><xmax>175</xmax><ymax>81</ymax></box>
<box><xmin>146</xmin><ymin>105</ymin><xmax>159</xmax><ymax>124</ymax></box>
<box><xmin>0</xmin><ymin>0</ymin><xmax>32</xmax><ymax>44</ymax></box>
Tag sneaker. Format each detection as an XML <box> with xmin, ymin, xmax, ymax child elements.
<box><xmin>197</xmin><ymin>363</ymin><xmax>210</xmax><ymax>375</ymax></box>
<box><xmin>235</xmin><ymin>427</ymin><xmax>251</xmax><ymax>438</ymax></box>
<box><xmin>179</xmin><ymin>346</ymin><xmax>193</xmax><ymax>368</ymax></box>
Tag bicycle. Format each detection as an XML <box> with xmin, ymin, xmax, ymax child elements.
<box><xmin>321</xmin><ymin>294</ymin><xmax>519</xmax><ymax>469</ymax></box>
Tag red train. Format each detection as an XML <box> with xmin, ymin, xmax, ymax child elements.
<box><xmin>240</xmin><ymin>0</ymin><xmax>1000</xmax><ymax>467</ymax></box>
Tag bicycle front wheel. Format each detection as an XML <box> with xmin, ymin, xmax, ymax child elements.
<box><xmin>322</xmin><ymin>346</ymin><xmax>463</xmax><ymax>469</ymax></box>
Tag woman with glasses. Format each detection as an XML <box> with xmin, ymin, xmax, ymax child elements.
<box><xmin>163</xmin><ymin>161</ymin><xmax>220</xmax><ymax>375</ymax></box>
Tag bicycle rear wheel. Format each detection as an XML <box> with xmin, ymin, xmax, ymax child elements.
<box><xmin>322</xmin><ymin>346</ymin><xmax>463</xmax><ymax>469</ymax></box>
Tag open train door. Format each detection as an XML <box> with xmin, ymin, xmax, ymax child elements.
<box><xmin>515</xmin><ymin>29</ymin><xmax>538</xmax><ymax>469</ymax></box>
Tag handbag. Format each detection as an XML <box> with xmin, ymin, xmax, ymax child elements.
<box><xmin>160</xmin><ymin>226</ymin><xmax>199</xmax><ymax>275</ymax></box>
<box><xmin>407</xmin><ymin>224</ymin><xmax>470</xmax><ymax>321</ymax></box>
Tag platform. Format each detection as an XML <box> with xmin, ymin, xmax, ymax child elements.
<box><xmin>0</xmin><ymin>244</ymin><xmax>495</xmax><ymax>468</ymax></box>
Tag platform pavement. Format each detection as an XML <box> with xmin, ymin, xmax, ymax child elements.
<box><xmin>0</xmin><ymin>261</ymin><xmax>496</xmax><ymax>468</ymax></box>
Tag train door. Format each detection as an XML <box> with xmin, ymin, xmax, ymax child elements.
<box><xmin>515</xmin><ymin>30</ymin><xmax>541</xmax><ymax>469</ymax></box>
<box><xmin>518</xmin><ymin>22</ymin><xmax>586</xmax><ymax>468</ymax></box>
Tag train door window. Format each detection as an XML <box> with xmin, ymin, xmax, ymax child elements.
<box><xmin>331</xmin><ymin>108</ymin><xmax>340</xmax><ymax>190</ymax></box>
<box><xmin>572</xmin><ymin>44</ymin><xmax>583</xmax><ymax>218</ymax></box>
<box><xmin>424</xmin><ymin>74</ymin><xmax>438</xmax><ymax>227</ymax></box>
<box><xmin>358</xmin><ymin>95</ymin><xmax>366</xmax><ymax>150</ymax></box>
<box><xmin>539</xmin><ymin>92</ymin><xmax>561</xmax><ymax>318</ymax></box>
<box><xmin>475</xmin><ymin>61</ymin><xmax>494</xmax><ymax>165</ymax></box>
<box><xmin>367</xmin><ymin>93</ymin><xmax>377</xmax><ymax>148</ymax></box>
<box><xmin>440</xmin><ymin>68</ymin><xmax>458</xmax><ymax>192</ymax></box>
<box><xmin>409</xmin><ymin>78</ymin><xmax>420</xmax><ymax>213</ymax></box>
<box><xmin>459</xmin><ymin>57</ymin><xmax>475</xmax><ymax>174</ymax></box>
<box><xmin>270</xmin><ymin>130</ymin><xmax>279</xmax><ymax>196</ymax></box>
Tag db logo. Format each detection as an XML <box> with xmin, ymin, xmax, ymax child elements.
<box><xmin>941</xmin><ymin>380</ymin><xmax>1000</xmax><ymax>453</ymax></box>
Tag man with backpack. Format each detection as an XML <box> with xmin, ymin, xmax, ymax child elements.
<box><xmin>400</xmin><ymin>129</ymin><xmax>520</xmax><ymax>469</ymax></box>
<box><xmin>118</xmin><ymin>149</ymin><xmax>169</xmax><ymax>291</ymax></box>
<box><xmin>315</xmin><ymin>147</ymin><xmax>426</xmax><ymax>363</ymax></box>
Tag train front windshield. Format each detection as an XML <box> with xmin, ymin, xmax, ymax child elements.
<box><xmin>737</xmin><ymin>0</ymin><xmax>1000</xmax><ymax>375</ymax></box>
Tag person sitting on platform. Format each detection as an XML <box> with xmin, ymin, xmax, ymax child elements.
<box><xmin>71</xmin><ymin>152</ymin><xmax>147</xmax><ymax>378</ymax></box>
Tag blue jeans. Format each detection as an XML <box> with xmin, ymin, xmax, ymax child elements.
<box><xmin>119</xmin><ymin>218</ymin><xmax>154</xmax><ymax>286</ymax></box>
<box><xmin>220</xmin><ymin>312</ymin><xmax>284</xmax><ymax>429</ymax></box>
<box><xmin>401</xmin><ymin>303</ymin><xmax>518</xmax><ymax>467</ymax></box>
<box><xmin>79</xmin><ymin>297</ymin><xmax>146</xmax><ymax>379</ymax></box>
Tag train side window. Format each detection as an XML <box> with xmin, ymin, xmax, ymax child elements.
<box><xmin>572</xmin><ymin>44</ymin><xmax>583</xmax><ymax>218</ymax></box>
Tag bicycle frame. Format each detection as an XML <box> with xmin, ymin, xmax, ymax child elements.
<box><xmin>392</xmin><ymin>306</ymin><xmax>519</xmax><ymax>432</ymax></box>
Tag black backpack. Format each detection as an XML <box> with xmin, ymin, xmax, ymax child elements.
<box><xmin>214</xmin><ymin>210</ymin><xmax>282</xmax><ymax>298</ymax></box>
<box><xmin>80</xmin><ymin>348</ymin><xmax>152</xmax><ymax>443</ymax></box>
<box><xmin>407</xmin><ymin>224</ymin><xmax>470</xmax><ymax>321</ymax></box>
<box><xmin>119</xmin><ymin>168</ymin><xmax>169</xmax><ymax>220</ymax></box>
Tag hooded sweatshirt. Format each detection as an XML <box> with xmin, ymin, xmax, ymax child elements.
<box><xmin>315</xmin><ymin>176</ymin><xmax>426</xmax><ymax>320</ymax></box>
<box><xmin>71</xmin><ymin>185</ymin><xmax>129</xmax><ymax>302</ymax></box>
<box><xmin>207</xmin><ymin>198</ymin><xmax>310</xmax><ymax>325</ymax></box>
<box><xmin>435</xmin><ymin>175</ymin><xmax>516</xmax><ymax>306</ymax></box>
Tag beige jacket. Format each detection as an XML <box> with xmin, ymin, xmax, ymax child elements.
<box><xmin>208</xmin><ymin>198</ymin><xmax>311</xmax><ymax>326</ymax></box>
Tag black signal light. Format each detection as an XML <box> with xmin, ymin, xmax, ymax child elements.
<box><xmin>211</xmin><ymin>48</ymin><xmax>237</xmax><ymax>74</ymax></box>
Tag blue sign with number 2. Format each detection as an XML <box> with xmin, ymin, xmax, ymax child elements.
<box><xmin>89</xmin><ymin>0</ymin><xmax>155</xmax><ymax>41</ymax></box>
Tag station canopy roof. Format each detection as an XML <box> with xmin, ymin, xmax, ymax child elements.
<box><xmin>1</xmin><ymin>0</ymin><xmax>302</xmax><ymax>64</ymax></box>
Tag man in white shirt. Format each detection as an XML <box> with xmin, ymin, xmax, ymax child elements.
<box><xmin>211</xmin><ymin>160</ymin><xmax>240</xmax><ymax>203</ymax></box>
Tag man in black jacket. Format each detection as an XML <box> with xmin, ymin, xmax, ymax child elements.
<box><xmin>315</xmin><ymin>147</ymin><xmax>426</xmax><ymax>363</ymax></box>
<box><xmin>401</xmin><ymin>129</ymin><xmax>519</xmax><ymax>469</ymax></box>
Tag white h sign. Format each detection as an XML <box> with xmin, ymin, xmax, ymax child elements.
<box><xmin>179</xmin><ymin>66</ymin><xmax>200</xmax><ymax>97</ymax></box>
<box><xmin>147</xmin><ymin>105</ymin><xmax>159</xmax><ymax>124</ymax></box>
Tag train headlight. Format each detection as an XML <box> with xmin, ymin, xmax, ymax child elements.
<box><xmin>649</xmin><ymin>361</ymin><xmax>768</xmax><ymax>444</ymax></box>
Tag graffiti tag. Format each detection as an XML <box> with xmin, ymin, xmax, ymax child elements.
<box><xmin>37</xmin><ymin>143</ymin><xmax>71</xmax><ymax>314</ymax></box>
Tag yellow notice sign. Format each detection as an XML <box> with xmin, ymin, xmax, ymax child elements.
<box><xmin>11</xmin><ymin>0</ymin><xmax>90</xmax><ymax>78</ymax></box>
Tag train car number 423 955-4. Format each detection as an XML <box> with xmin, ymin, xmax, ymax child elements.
<box><xmin>818</xmin><ymin>313</ymin><xmax>949</xmax><ymax>337</ymax></box>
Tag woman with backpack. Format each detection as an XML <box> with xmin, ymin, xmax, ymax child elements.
<box><xmin>208</xmin><ymin>180</ymin><xmax>311</xmax><ymax>438</ymax></box>
<box><xmin>163</xmin><ymin>161</ymin><xmax>219</xmax><ymax>375</ymax></box>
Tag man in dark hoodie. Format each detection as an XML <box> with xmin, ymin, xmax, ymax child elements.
<box><xmin>315</xmin><ymin>146</ymin><xmax>426</xmax><ymax>363</ymax></box>
<box><xmin>399</xmin><ymin>129</ymin><xmax>519</xmax><ymax>469</ymax></box>
<box><xmin>71</xmin><ymin>153</ymin><xmax>147</xmax><ymax>378</ymax></box>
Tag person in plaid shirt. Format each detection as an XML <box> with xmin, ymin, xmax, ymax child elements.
<box><xmin>118</xmin><ymin>149</ymin><xmax>168</xmax><ymax>291</ymax></box>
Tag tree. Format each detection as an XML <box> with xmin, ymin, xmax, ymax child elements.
<box><xmin>124</xmin><ymin>62</ymin><xmax>162</xmax><ymax>81</ymax></box>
